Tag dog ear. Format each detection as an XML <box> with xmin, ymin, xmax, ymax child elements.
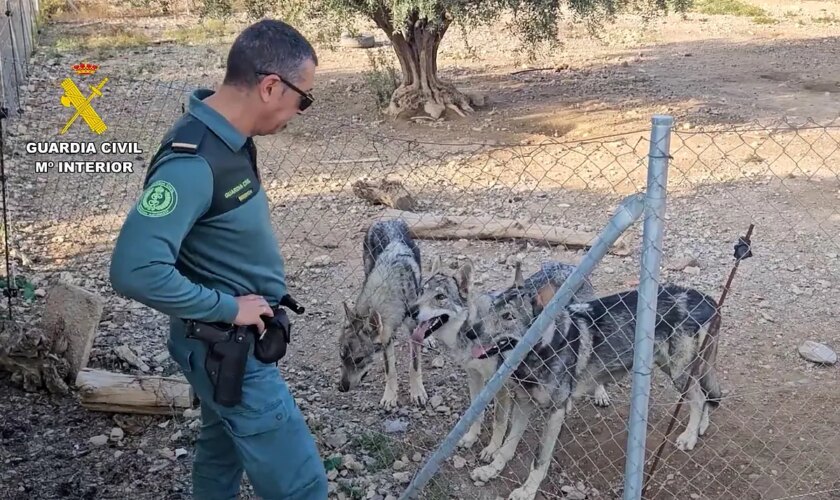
<box><xmin>512</xmin><ymin>261</ymin><xmax>524</xmax><ymax>287</ymax></box>
<box><xmin>430</xmin><ymin>255</ymin><xmax>443</xmax><ymax>275</ymax></box>
<box><xmin>369</xmin><ymin>310</ymin><xmax>382</xmax><ymax>332</ymax></box>
<box><xmin>456</xmin><ymin>259</ymin><xmax>473</xmax><ymax>298</ymax></box>
<box><xmin>533</xmin><ymin>282</ymin><xmax>559</xmax><ymax>312</ymax></box>
<box><xmin>342</xmin><ymin>301</ymin><xmax>354</xmax><ymax>319</ymax></box>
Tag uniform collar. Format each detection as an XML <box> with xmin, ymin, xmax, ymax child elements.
<box><xmin>188</xmin><ymin>88</ymin><xmax>248</xmax><ymax>152</ymax></box>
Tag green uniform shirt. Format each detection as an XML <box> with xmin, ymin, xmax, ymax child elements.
<box><xmin>109</xmin><ymin>89</ymin><xmax>287</xmax><ymax>324</ymax></box>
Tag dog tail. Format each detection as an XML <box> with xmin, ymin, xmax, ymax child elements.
<box><xmin>698</xmin><ymin>311</ymin><xmax>723</xmax><ymax>408</ymax></box>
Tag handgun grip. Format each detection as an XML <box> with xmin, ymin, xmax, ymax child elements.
<box><xmin>279</xmin><ymin>294</ymin><xmax>305</xmax><ymax>315</ymax></box>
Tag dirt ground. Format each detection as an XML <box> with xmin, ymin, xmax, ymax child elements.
<box><xmin>1</xmin><ymin>0</ymin><xmax>840</xmax><ymax>499</ymax></box>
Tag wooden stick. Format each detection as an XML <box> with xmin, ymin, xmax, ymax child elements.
<box><xmin>74</xmin><ymin>368</ymin><xmax>194</xmax><ymax>415</ymax></box>
<box><xmin>319</xmin><ymin>158</ymin><xmax>381</xmax><ymax>164</ymax></box>
<box><xmin>378</xmin><ymin>209</ymin><xmax>632</xmax><ymax>255</ymax></box>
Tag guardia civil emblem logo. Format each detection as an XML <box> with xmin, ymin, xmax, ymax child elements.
<box><xmin>138</xmin><ymin>180</ymin><xmax>177</xmax><ymax>217</ymax></box>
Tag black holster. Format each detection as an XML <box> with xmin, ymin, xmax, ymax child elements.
<box><xmin>183</xmin><ymin>294</ymin><xmax>304</xmax><ymax>408</ymax></box>
<box><xmin>254</xmin><ymin>307</ymin><xmax>290</xmax><ymax>364</ymax></box>
<box><xmin>185</xmin><ymin>321</ymin><xmax>251</xmax><ymax>408</ymax></box>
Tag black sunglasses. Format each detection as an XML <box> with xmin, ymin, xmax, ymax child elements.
<box><xmin>256</xmin><ymin>71</ymin><xmax>314</xmax><ymax>112</ymax></box>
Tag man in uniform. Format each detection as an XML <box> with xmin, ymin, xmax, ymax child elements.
<box><xmin>109</xmin><ymin>19</ymin><xmax>328</xmax><ymax>500</ymax></box>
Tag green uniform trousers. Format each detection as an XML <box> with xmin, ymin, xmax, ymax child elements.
<box><xmin>167</xmin><ymin>322</ymin><xmax>328</xmax><ymax>500</ymax></box>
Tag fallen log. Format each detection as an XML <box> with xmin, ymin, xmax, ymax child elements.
<box><xmin>377</xmin><ymin>209</ymin><xmax>633</xmax><ymax>256</ymax></box>
<box><xmin>74</xmin><ymin>368</ymin><xmax>194</xmax><ymax>415</ymax></box>
<box><xmin>352</xmin><ymin>178</ymin><xmax>417</xmax><ymax>211</ymax></box>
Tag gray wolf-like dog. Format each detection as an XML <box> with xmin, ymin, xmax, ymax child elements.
<box><xmin>468</xmin><ymin>280</ymin><xmax>722</xmax><ymax>500</ymax></box>
<box><xmin>409</xmin><ymin>258</ymin><xmax>608</xmax><ymax>462</ymax></box>
<box><xmin>338</xmin><ymin>219</ymin><xmax>430</xmax><ymax>409</ymax></box>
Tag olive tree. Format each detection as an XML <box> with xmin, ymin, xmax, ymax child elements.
<box><xmin>274</xmin><ymin>0</ymin><xmax>688</xmax><ymax>117</ymax></box>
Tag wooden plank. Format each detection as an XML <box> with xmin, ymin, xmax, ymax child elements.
<box><xmin>377</xmin><ymin>209</ymin><xmax>632</xmax><ymax>256</ymax></box>
<box><xmin>74</xmin><ymin>368</ymin><xmax>194</xmax><ymax>415</ymax></box>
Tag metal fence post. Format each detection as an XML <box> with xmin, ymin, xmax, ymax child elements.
<box><xmin>622</xmin><ymin>114</ymin><xmax>673</xmax><ymax>500</ymax></box>
<box><xmin>400</xmin><ymin>192</ymin><xmax>647</xmax><ymax>500</ymax></box>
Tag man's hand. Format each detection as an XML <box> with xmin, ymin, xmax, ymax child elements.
<box><xmin>234</xmin><ymin>295</ymin><xmax>274</xmax><ymax>333</ymax></box>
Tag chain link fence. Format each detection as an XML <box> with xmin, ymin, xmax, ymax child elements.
<box><xmin>1</xmin><ymin>13</ymin><xmax>839</xmax><ymax>500</ymax></box>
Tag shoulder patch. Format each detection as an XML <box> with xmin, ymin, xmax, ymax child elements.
<box><xmin>137</xmin><ymin>180</ymin><xmax>178</xmax><ymax>217</ymax></box>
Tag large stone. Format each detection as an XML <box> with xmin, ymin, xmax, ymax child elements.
<box><xmin>798</xmin><ymin>340</ymin><xmax>837</xmax><ymax>365</ymax></box>
<box><xmin>42</xmin><ymin>280</ymin><xmax>104</xmax><ymax>378</ymax></box>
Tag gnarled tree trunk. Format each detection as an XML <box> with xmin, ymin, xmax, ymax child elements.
<box><xmin>371</xmin><ymin>9</ymin><xmax>476</xmax><ymax>118</ymax></box>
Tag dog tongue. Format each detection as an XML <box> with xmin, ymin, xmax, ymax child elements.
<box><xmin>471</xmin><ymin>344</ymin><xmax>490</xmax><ymax>358</ymax></box>
<box><xmin>411</xmin><ymin>322</ymin><xmax>430</xmax><ymax>343</ymax></box>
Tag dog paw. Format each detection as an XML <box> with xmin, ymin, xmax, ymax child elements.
<box><xmin>380</xmin><ymin>390</ymin><xmax>399</xmax><ymax>410</ymax></box>
<box><xmin>675</xmin><ymin>430</ymin><xmax>698</xmax><ymax>451</ymax></box>
<box><xmin>592</xmin><ymin>385</ymin><xmax>611</xmax><ymax>407</ymax></box>
<box><xmin>410</xmin><ymin>385</ymin><xmax>428</xmax><ymax>407</ymax></box>
<box><xmin>479</xmin><ymin>443</ymin><xmax>501</xmax><ymax>462</ymax></box>
<box><xmin>457</xmin><ymin>432</ymin><xmax>478</xmax><ymax>449</ymax></box>
<box><xmin>508</xmin><ymin>486</ymin><xmax>538</xmax><ymax>500</ymax></box>
<box><xmin>471</xmin><ymin>463</ymin><xmax>501</xmax><ymax>483</ymax></box>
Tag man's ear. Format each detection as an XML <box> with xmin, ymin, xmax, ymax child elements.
<box><xmin>456</xmin><ymin>259</ymin><xmax>473</xmax><ymax>298</ymax></box>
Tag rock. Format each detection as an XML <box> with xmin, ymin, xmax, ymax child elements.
<box><xmin>183</xmin><ymin>408</ymin><xmax>200</xmax><ymax>419</ymax></box>
<box><xmin>431</xmin><ymin>356</ymin><xmax>446</xmax><ymax>368</ymax></box>
<box><xmin>42</xmin><ymin>280</ymin><xmax>105</xmax><ymax>379</ymax></box>
<box><xmin>411</xmin><ymin>452</ymin><xmax>422</xmax><ymax>462</ymax></box>
<box><xmin>392</xmin><ymin>460</ymin><xmax>407</xmax><ymax>471</ymax></box>
<box><xmin>424</xmin><ymin>102</ymin><xmax>446</xmax><ymax>120</ymax></box>
<box><xmin>89</xmin><ymin>435</ymin><xmax>108</xmax><ymax>446</ymax></box>
<box><xmin>429</xmin><ymin>395</ymin><xmax>443</xmax><ymax>408</ymax></box>
<box><xmin>384</xmin><ymin>419</ymin><xmax>408</xmax><ymax>434</ymax></box>
<box><xmin>114</xmin><ymin>345</ymin><xmax>150</xmax><ymax>372</ymax></box>
<box><xmin>683</xmin><ymin>266</ymin><xmax>701</xmax><ymax>275</ymax></box>
<box><xmin>798</xmin><ymin>341</ymin><xmax>837</xmax><ymax>365</ymax></box>
<box><xmin>340</xmin><ymin>33</ymin><xmax>376</xmax><ymax>49</ymax></box>
<box><xmin>343</xmin><ymin>454</ymin><xmax>365</xmax><ymax>472</ymax></box>
<box><xmin>175</xmin><ymin>448</ymin><xmax>188</xmax><ymax>458</ymax></box>
<box><xmin>327</xmin><ymin>469</ymin><xmax>339</xmax><ymax>481</ymax></box>
<box><xmin>392</xmin><ymin>472</ymin><xmax>411</xmax><ymax>484</ymax></box>
<box><xmin>468</xmin><ymin>93</ymin><xmax>486</xmax><ymax>107</ymax></box>
<box><xmin>109</xmin><ymin>427</ymin><xmax>124</xmax><ymax>442</ymax></box>
<box><xmin>668</xmin><ymin>255</ymin><xmax>699</xmax><ymax>271</ymax></box>
<box><xmin>326</xmin><ymin>430</ymin><xmax>349</xmax><ymax>449</ymax></box>
<box><xmin>306</xmin><ymin>255</ymin><xmax>332</xmax><ymax>268</ymax></box>
<box><xmin>452</xmin><ymin>456</ymin><xmax>466</xmax><ymax>469</ymax></box>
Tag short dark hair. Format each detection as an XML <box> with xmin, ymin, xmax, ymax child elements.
<box><xmin>223</xmin><ymin>19</ymin><xmax>318</xmax><ymax>88</ymax></box>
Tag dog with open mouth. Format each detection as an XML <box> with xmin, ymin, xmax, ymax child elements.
<box><xmin>468</xmin><ymin>280</ymin><xmax>723</xmax><ymax>500</ymax></box>
<box><xmin>409</xmin><ymin>258</ymin><xmax>600</xmax><ymax>461</ymax></box>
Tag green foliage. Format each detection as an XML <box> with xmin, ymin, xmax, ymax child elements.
<box><xmin>244</xmin><ymin>0</ymin><xmax>278</xmax><ymax>19</ymax></box>
<box><xmin>284</xmin><ymin>0</ymin><xmax>689</xmax><ymax>42</ymax></box>
<box><xmin>198</xmin><ymin>0</ymin><xmax>234</xmax><ymax>20</ymax></box>
<box><xmin>124</xmin><ymin>0</ymin><xmax>173</xmax><ymax>14</ymax></box>
<box><xmin>0</xmin><ymin>275</ymin><xmax>36</xmax><ymax>303</ymax></box>
<box><xmin>691</xmin><ymin>0</ymin><xmax>766</xmax><ymax>17</ymax></box>
<box><xmin>362</xmin><ymin>47</ymin><xmax>400</xmax><ymax>110</ymax></box>
<box><xmin>350</xmin><ymin>431</ymin><xmax>401</xmax><ymax>472</ymax></box>
<box><xmin>323</xmin><ymin>455</ymin><xmax>343</xmax><ymax>471</ymax></box>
